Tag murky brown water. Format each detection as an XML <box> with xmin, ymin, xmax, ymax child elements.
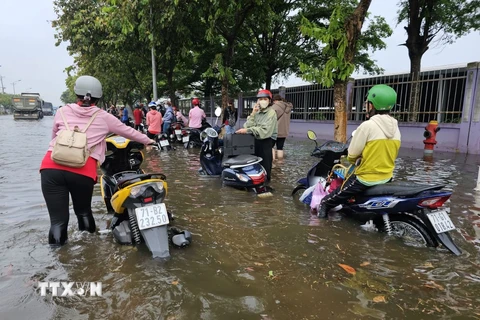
<box><xmin>1</xmin><ymin>115</ymin><xmax>480</xmax><ymax>319</ymax></box>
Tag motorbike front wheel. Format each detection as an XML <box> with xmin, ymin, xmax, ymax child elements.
<box><xmin>376</xmin><ymin>214</ymin><xmax>437</xmax><ymax>248</ymax></box>
<box><xmin>291</xmin><ymin>185</ymin><xmax>307</xmax><ymax>203</ymax></box>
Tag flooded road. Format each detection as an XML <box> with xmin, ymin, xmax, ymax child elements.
<box><xmin>1</xmin><ymin>115</ymin><xmax>480</xmax><ymax>319</ymax></box>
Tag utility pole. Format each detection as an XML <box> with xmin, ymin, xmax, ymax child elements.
<box><xmin>150</xmin><ymin>4</ymin><xmax>158</xmax><ymax>101</ymax></box>
<box><xmin>11</xmin><ymin>80</ymin><xmax>21</xmax><ymax>95</ymax></box>
<box><xmin>0</xmin><ymin>65</ymin><xmax>5</xmax><ymax>94</ymax></box>
<box><xmin>0</xmin><ymin>76</ymin><xmax>5</xmax><ymax>94</ymax></box>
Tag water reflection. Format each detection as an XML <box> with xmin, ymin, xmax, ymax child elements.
<box><xmin>1</xmin><ymin>116</ymin><xmax>480</xmax><ymax>319</ymax></box>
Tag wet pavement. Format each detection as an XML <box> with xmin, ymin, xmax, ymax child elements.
<box><xmin>1</xmin><ymin>115</ymin><xmax>480</xmax><ymax>319</ymax></box>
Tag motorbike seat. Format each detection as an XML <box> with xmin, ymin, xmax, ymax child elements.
<box><xmin>222</xmin><ymin>154</ymin><xmax>262</xmax><ymax>168</ymax></box>
<box><xmin>362</xmin><ymin>181</ymin><xmax>445</xmax><ymax>196</ymax></box>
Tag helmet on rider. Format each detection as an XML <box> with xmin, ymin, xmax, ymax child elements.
<box><xmin>256</xmin><ymin>89</ymin><xmax>272</xmax><ymax>100</ymax></box>
<box><xmin>192</xmin><ymin>98</ymin><xmax>200</xmax><ymax>106</ymax></box>
<box><xmin>74</xmin><ymin>76</ymin><xmax>102</xmax><ymax>106</ymax></box>
<box><xmin>367</xmin><ymin>84</ymin><xmax>397</xmax><ymax>111</ymax></box>
<box><xmin>148</xmin><ymin>101</ymin><xmax>157</xmax><ymax>108</ymax></box>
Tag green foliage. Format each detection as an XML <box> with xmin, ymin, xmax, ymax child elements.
<box><xmin>299</xmin><ymin>0</ymin><xmax>392</xmax><ymax>87</ymax></box>
<box><xmin>0</xmin><ymin>93</ymin><xmax>15</xmax><ymax>108</ymax></box>
<box><xmin>60</xmin><ymin>88</ymin><xmax>77</xmax><ymax>105</ymax></box>
<box><xmin>397</xmin><ymin>0</ymin><xmax>480</xmax><ymax>46</ymax></box>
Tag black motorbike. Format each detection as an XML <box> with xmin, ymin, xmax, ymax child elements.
<box><xmin>292</xmin><ymin>130</ymin><xmax>461</xmax><ymax>255</ymax></box>
<box><xmin>184</xmin><ymin>119</ymin><xmax>212</xmax><ymax>149</ymax></box>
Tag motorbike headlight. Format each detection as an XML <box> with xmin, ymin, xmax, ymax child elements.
<box><xmin>236</xmin><ymin>173</ymin><xmax>249</xmax><ymax>182</ymax></box>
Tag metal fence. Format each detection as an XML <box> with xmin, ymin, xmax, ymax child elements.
<box><xmin>177</xmin><ymin>64</ymin><xmax>468</xmax><ymax>124</ymax></box>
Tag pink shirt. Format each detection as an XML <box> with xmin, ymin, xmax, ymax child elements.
<box><xmin>146</xmin><ymin>110</ymin><xmax>163</xmax><ymax>134</ymax></box>
<box><xmin>47</xmin><ymin>104</ymin><xmax>152</xmax><ymax>164</ymax></box>
<box><xmin>188</xmin><ymin>106</ymin><xmax>206</xmax><ymax>129</ymax></box>
<box><xmin>176</xmin><ymin>111</ymin><xmax>188</xmax><ymax>126</ymax></box>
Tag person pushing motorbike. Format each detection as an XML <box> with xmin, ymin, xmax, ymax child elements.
<box><xmin>317</xmin><ymin>84</ymin><xmax>402</xmax><ymax>218</ymax></box>
<box><xmin>236</xmin><ymin>89</ymin><xmax>278</xmax><ymax>182</ymax></box>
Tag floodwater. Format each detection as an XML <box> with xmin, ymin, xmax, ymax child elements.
<box><xmin>1</xmin><ymin>115</ymin><xmax>480</xmax><ymax>320</ymax></box>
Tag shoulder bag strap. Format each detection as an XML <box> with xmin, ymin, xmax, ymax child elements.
<box><xmin>276</xmin><ymin>104</ymin><xmax>285</xmax><ymax>120</ymax></box>
<box><xmin>59</xmin><ymin>108</ymin><xmax>71</xmax><ymax>131</ymax></box>
<box><xmin>81</xmin><ymin>110</ymin><xmax>101</xmax><ymax>133</ymax></box>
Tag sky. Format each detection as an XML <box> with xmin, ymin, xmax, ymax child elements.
<box><xmin>0</xmin><ymin>0</ymin><xmax>479</xmax><ymax>106</ymax></box>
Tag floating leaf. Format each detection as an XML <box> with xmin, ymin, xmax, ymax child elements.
<box><xmin>423</xmin><ymin>281</ymin><xmax>444</xmax><ymax>291</ymax></box>
<box><xmin>338</xmin><ymin>264</ymin><xmax>356</xmax><ymax>275</ymax></box>
<box><xmin>360</xmin><ymin>261</ymin><xmax>370</xmax><ymax>267</ymax></box>
<box><xmin>421</xmin><ymin>262</ymin><xmax>434</xmax><ymax>268</ymax></box>
<box><xmin>254</xmin><ymin>262</ymin><xmax>264</xmax><ymax>266</ymax></box>
<box><xmin>245</xmin><ymin>267</ymin><xmax>254</xmax><ymax>272</ymax></box>
<box><xmin>373</xmin><ymin>295</ymin><xmax>386</xmax><ymax>303</ymax></box>
<box><xmin>171</xmin><ymin>280</ymin><xmax>179</xmax><ymax>286</ymax></box>
<box><xmin>268</xmin><ymin>271</ymin><xmax>274</xmax><ymax>277</ymax></box>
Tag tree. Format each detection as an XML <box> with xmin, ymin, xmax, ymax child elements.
<box><xmin>300</xmin><ymin>0</ymin><xmax>391</xmax><ymax>142</ymax></box>
<box><xmin>397</xmin><ymin>0</ymin><xmax>480</xmax><ymax>122</ymax></box>
<box><xmin>60</xmin><ymin>89</ymin><xmax>77</xmax><ymax>105</ymax></box>
<box><xmin>202</xmin><ymin>0</ymin><xmax>259</xmax><ymax>109</ymax></box>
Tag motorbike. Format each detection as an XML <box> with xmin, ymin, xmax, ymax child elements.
<box><xmin>198</xmin><ymin>127</ymin><xmax>271</xmax><ymax>195</ymax></box>
<box><xmin>292</xmin><ymin>130</ymin><xmax>462</xmax><ymax>255</ymax></box>
<box><xmin>184</xmin><ymin>118</ymin><xmax>213</xmax><ymax>148</ymax></box>
<box><xmin>168</xmin><ymin>121</ymin><xmax>189</xmax><ymax>144</ymax></box>
<box><xmin>100</xmin><ymin>134</ymin><xmax>191</xmax><ymax>258</ymax></box>
<box><xmin>156</xmin><ymin>132</ymin><xmax>175</xmax><ymax>151</ymax></box>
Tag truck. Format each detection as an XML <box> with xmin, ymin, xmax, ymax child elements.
<box><xmin>42</xmin><ymin>101</ymin><xmax>54</xmax><ymax>116</ymax></box>
<box><xmin>12</xmin><ymin>93</ymin><xmax>44</xmax><ymax>120</ymax></box>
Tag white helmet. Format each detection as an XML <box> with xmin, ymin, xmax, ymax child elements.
<box><xmin>74</xmin><ymin>75</ymin><xmax>103</xmax><ymax>99</ymax></box>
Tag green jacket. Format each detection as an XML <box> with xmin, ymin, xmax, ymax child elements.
<box><xmin>244</xmin><ymin>107</ymin><xmax>278</xmax><ymax>140</ymax></box>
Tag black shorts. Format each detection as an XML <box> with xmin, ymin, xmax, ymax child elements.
<box><xmin>147</xmin><ymin>131</ymin><xmax>157</xmax><ymax>139</ymax></box>
<box><xmin>274</xmin><ymin>137</ymin><xmax>286</xmax><ymax>150</ymax></box>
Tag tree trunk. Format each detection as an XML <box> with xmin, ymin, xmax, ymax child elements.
<box><xmin>408</xmin><ymin>54</ymin><xmax>422</xmax><ymax>122</ymax></box>
<box><xmin>221</xmin><ymin>76</ymin><xmax>229</xmax><ymax>117</ymax></box>
<box><xmin>166</xmin><ymin>66</ymin><xmax>176</xmax><ymax>104</ymax></box>
<box><xmin>265</xmin><ymin>69</ymin><xmax>273</xmax><ymax>90</ymax></box>
<box><xmin>333</xmin><ymin>81</ymin><xmax>347</xmax><ymax>143</ymax></box>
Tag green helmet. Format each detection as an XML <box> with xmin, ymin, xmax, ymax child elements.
<box><xmin>367</xmin><ymin>84</ymin><xmax>397</xmax><ymax>111</ymax></box>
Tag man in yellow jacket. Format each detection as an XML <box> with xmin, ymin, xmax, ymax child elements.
<box><xmin>318</xmin><ymin>84</ymin><xmax>401</xmax><ymax>218</ymax></box>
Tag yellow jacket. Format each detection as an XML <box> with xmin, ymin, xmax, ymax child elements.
<box><xmin>347</xmin><ymin>115</ymin><xmax>401</xmax><ymax>185</ymax></box>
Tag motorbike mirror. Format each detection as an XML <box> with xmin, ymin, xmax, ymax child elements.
<box><xmin>214</xmin><ymin>107</ymin><xmax>222</xmax><ymax>117</ymax></box>
<box><xmin>307</xmin><ymin>130</ymin><xmax>317</xmax><ymax>141</ymax></box>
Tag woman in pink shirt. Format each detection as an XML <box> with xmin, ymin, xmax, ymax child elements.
<box><xmin>39</xmin><ymin>76</ymin><xmax>155</xmax><ymax>246</ymax></box>
<box><xmin>146</xmin><ymin>102</ymin><xmax>163</xmax><ymax>138</ymax></box>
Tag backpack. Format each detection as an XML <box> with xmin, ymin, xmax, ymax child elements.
<box><xmin>50</xmin><ymin>108</ymin><xmax>100</xmax><ymax>168</ymax></box>
<box><xmin>227</xmin><ymin>108</ymin><xmax>236</xmax><ymax>127</ymax></box>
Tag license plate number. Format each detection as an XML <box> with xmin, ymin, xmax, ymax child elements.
<box><xmin>160</xmin><ymin>140</ymin><xmax>169</xmax><ymax>147</ymax></box>
<box><xmin>135</xmin><ymin>203</ymin><xmax>169</xmax><ymax>230</ymax></box>
<box><xmin>182</xmin><ymin>136</ymin><xmax>189</xmax><ymax>142</ymax></box>
<box><xmin>427</xmin><ymin>209</ymin><xmax>455</xmax><ymax>233</ymax></box>
<box><xmin>175</xmin><ymin>130</ymin><xmax>182</xmax><ymax>135</ymax></box>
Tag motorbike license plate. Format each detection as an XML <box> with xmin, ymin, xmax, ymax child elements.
<box><xmin>182</xmin><ymin>136</ymin><xmax>189</xmax><ymax>142</ymax></box>
<box><xmin>135</xmin><ymin>203</ymin><xmax>169</xmax><ymax>230</ymax></box>
<box><xmin>426</xmin><ymin>209</ymin><xmax>456</xmax><ymax>233</ymax></box>
<box><xmin>175</xmin><ymin>130</ymin><xmax>182</xmax><ymax>135</ymax></box>
<box><xmin>159</xmin><ymin>140</ymin><xmax>169</xmax><ymax>147</ymax></box>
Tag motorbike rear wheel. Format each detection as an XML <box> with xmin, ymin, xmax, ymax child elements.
<box><xmin>377</xmin><ymin>214</ymin><xmax>437</xmax><ymax>248</ymax></box>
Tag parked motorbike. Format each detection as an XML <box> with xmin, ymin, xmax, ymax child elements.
<box><xmin>293</xmin><ymin>130</ymin><xmax>462</xmax><ymax>255</ymax></box>
<box><xmin>198</xmin><ymin>128</ymin><xmax>271</xmax><ymax>195</ymax></box>
<box><xmin>156</xmin><ymin>132</ymin><xmax>174</xmax><ymax>151</ymax></box>
<box><xmin>168</xmin><ymin>121</ymin><xmax>189</xmax><ymax>144</ymax></box>
<box><xmin>100</xmin><ymin>134</ymin><xmax>191</xmax><ymax>258</ymax></box>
